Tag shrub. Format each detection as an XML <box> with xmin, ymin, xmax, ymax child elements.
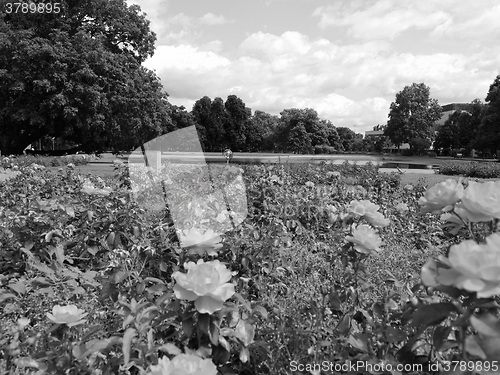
<box><xmin>438</xmin><ymin>161</ymin><xmax>500</xmax><ymax>178</ymax></box>
<box><xmin>313</xmin><ymin>145</ymin><xmax>326</xmax><ymax>154</ymax></box>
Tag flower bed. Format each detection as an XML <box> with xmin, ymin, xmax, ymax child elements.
<box><xmin>0</xmin><ymin>159</ymin><xmax>499</xmax><ymax>374</ymax></box>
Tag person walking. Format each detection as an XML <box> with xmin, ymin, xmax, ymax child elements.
<box><xmin>223</xmin><ymin>148</ymin><xmax>233</xmax><ymax>164</ymax></box>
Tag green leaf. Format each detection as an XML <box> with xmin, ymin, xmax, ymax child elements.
<box><xmin>122</xmin><ymin>315</ymin><xmax>135</xmax><ymax>330</ymax></box>
<box><xmin>198</xmin><ymin>313</ymin><xmax>210</xmax><ymax>336</ymax></box>
<box><xmin>78</xmin><ymin>337</ymin><xmax>121</xmax><ymax>360</ymax></box>
<box><xmin>411</xmin><ymin>303</ymin><xmax>457</xmax><ymax>328</ymax></box>
<box><xmin>158</xmin><ymin>343</ymin><xmax>181</xmax><ymax>355</ymax></box>
<box><xmin>235</xmin><ymin>320</ymin><xmax>255</xmax><ymax>347</ymax></box>
<box><xmin>433</xmin><ymin>326</ymin><xmax>452</xmax><ymax>351</ymax></box>
<box><xmin>66</xmin><ymin>206</ymin><xmax>75</xmax><ymax>217</ymax></box>
<box><xmin>348</xmin><ymin>333</ymin><xmax>369</xmax><ymax>352</ymax></box>
<box><xmin>209</xmin><ymin>319</ymin><xmax>220</xmax><ymax>346</ymax></box>
<box><xmin>183</xmin><ymin>317</ymin><xmax>194</xmax><ymax>338</ymax></box>
<box><xmin>328</xmin><ymin>291</ymin><xmax>342</xmax><ymax>312</ymax></box>
<box><xmin>8</xmin><ymin>280</ymin><xmax>26</xmax><ymax>295</ymax></box>
<box><xmin>81</xmin><ymin>325</ymin><xmax>103</xmax><ymax>342</ymax></box>
<box><xmin>122</xmin><ymin>328</ymin><xmax>136</xmax><ymax>365</ymax></box>
<box><xmin>386</xmin><ymin>326</ymin><xmax>406</xmax><ymax>344</ymax></box>
<box><xmin>113</xmin><ymin>270</ymin><xmax>129</xmax><ymax>284</ymax></box>
<box><xmin>252</xmin><ymin>305</ymin><xmax>268</xmax><ymax>319</ymax></box>
<box><xmin>87</xmin><ymin>246</ymin><xmax>99</xmax><ymax>256</ymax></box>
<box><xmin>54</xmin><ymin>244</ymin><xmax>65</xmax><ymax>266</ymax></box>
<box><xmin>0</xmin><ymin>292</ymin><xmax>18</xmax><ymax>304</ymax></box>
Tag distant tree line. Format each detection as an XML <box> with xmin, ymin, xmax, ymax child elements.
<box><xmin>168</xmin><ymin>96</ymin><xmax>366</xmax><ymax>154</ymax></box>
<box><xmin>384</xmin><ymin>78</ymin><xmax>500</xmax><ymax>157</ymax></box>
<box><xmin>434</xmin><ymin>76</ymin><xmax>500</xmax><ymax>157</ymax></box>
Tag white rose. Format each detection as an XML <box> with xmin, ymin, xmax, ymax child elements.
<box><xmin>46</xmin><ymin>305</ymin><xmax>88</xmax><ymax>327</ymax></box>
<box><xmin>173</xmin><ymin>259</ymin><xmax>235</xmax><ymax>314</ymax></box>
<box><xmin>419</xmin><ymin>178</ymin><xmax>464</xmax><ymax>214</ymax></box>
<box><xmin>346</xmin><ymin>224</ymin><xmax>383</xmax><ymax>254</ymax></box>
<box><xmin>460</xmin><ymin>181</ymin><xmax>500</xmax><ymax>221</ymax></box>
<box><xmin>148</xmin><ymin>353</ymin><xmax>217</xmax><ymax>375</ymax></box>
<box><xmin>421</xmin><ymin>233</ymin><xmax>500</xmax><ymax>298</ymax></box>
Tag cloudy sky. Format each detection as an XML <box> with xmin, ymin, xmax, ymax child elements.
<box><xmin>126</xmin><ymin>0</ymin><xmax>500</xmax><ymax>134</ymax></box>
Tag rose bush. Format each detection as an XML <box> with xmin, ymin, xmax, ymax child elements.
<box><xmin>148</xmin><ymin>353</ymin><xmax>217</xmax><ymax>375</ymax></box>
<box><xmin>173</xmin><ymin>259</ymin><xmax>235</xmax><ymax>314</ymax></box>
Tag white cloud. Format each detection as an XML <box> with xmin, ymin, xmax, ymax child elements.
<box><xmin>313</xmin><ymin>1</ymin><xmax>451</xmax><ymax>40</ymax></box>
<box><xmin>199</xmin><ymin>13</ymin><xmax>231</xmax><ymax>26</ymax></box>
<box><xmin>313</xmin><ymin>0</ymin><xmax>500</xmax><ymax>43</ymax></box>
<box><xmin>145</xmin><ymin>28</ymin><xmax>500</xmax><ymax>132</ymax></box>
<box><xmin>145</xmin><ymin>45</ymin><xmax>230</xmax><ymax>72</ymax></box>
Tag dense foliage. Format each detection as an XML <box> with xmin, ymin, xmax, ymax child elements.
<box><xmin>0</xmin><ymin>0</ymin><xmax>172</xmax><ymax>155</ymax></box>
<box><xmin>437</xmin><ymin>161</ymin><xmax>500</xmax><ymax>179</ymax></box>
<box><xmin>434</xmin><ymin>76</ymin><xmax>500</xmax><ymax>157</ymax></box>
<box><xmin>385</xmin><ymin>83</ymin><xmax>442</xmax><ymax>154</ymax></box>
<box><xmin>1</xmin><ymin>156</ymin><xmax>499</xmax><ymax>374</ymax></box>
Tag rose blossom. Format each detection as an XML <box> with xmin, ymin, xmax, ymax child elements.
<box><xmin>421</xmin><ymin>233</ymin><xmax>500</xmax><ymax>298</ymax></box>
<box><xmin>46</xmin><ymin>305</ymin><xmax>88</xmax><ymax>327</ymax></box>
<box><xmin>460</xmin><ymin>180</ymin><xmax>500</xmax><ymax>221</ymax></box>
<box><xmin>178</xmin><ymin>228</ymin><xmax>223</xmax><ymax>256</ymax></box>
<box><xmin>364</xmin><ymin>211</ymin><xmax>391</xmax><ymax>227</ymax></box>
<box><xmin>348</xmin><ymin>200</ymin><xmax>389</xmax><ymax>227</ymax></box>
<box><xmin>148</xmin><ymin>353</ymin><xmax>217</xmax><ymax>375</ymax></box>
<box><xmin>348</xmin><ymin>200</ymin><xmax>379</xmax><ymax>217</ymax></box>
<box><xmin>346</xmin><ymin>224</ymin><xmax>382</xmax><ymax>254</ymax></box>
<box><xmin>173</xmin><ymin>259</ymin><xmax>235</xmax><ymax>314</ymax></box>
<box><xmin>418</xmin><ymin>178</ymin><xmax>464</xmax><ymax>214</ymax></box>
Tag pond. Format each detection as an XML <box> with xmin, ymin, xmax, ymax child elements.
<box><xmin>125</xmin><ymin>152</ymin><xmax>439</xmax><ymax>170</ymax></box>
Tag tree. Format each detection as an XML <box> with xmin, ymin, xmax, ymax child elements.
<box><xmin>321</xmin><ymin>120</ymin><xmax>341</xmax><ymax>150</ymax></box>
<box><xmin>166</xmin><ymin>104</ymin><xmax>206</xmax><ymax>150</ymax></box>
<box><xmin>287</xmin><ymin>124</ymin><xmax>312</xmax><ymax>154</ymax></box>
<box><xmin>224</xmin><ymin>95</ymin><xmax>249</xmax><ymax>151</ymax></box>
<box><xmin>434</xmin><ymin>119</ymin><xmax>460</xmax><ymax>152</ymax></box>
<box><xmin>247</xmin><ymin>111</ymin><xmax>280</xmax><ymax>152</ymax></box>
<box><xmin>475</xmin><ymin>76</ymin><xmax>500</xmax><ymax>154</ymax></box>
<box><xmin>385</xmin><ymin>83</ymin><xmax>442</xmax><ymax>150</ymax></box>
<box><xmin>336</xmin><ymin>127</ymin><xmax>358</xmax><ymax>151</ymax></box>
<box><xmin>191</xmin><ymin>96</ymin><xmax>218</xmax><ymax>152</ymax></box>
<box><xmin>209</xmin><ymin>97</ymin><xmax>228</xmax><ymax>150</ymax></box>
<box><xmin>0</xmin><ymin>0</ymin><xmax>170</xmax><ymax>155</ymax></box>
<box><xmin>277</xmin><ymin>108</ymin><xmax>322</xmax><ymax>152</ymax></box>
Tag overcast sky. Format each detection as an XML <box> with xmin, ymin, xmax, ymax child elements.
<box><xmin>126</xmin><ymin>0</ymin><xmax>500</xmax><ymax>134</ymax></box>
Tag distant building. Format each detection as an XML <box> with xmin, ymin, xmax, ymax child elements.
<box><xmin>364</xmin><ymin>129</ymin><xmax>409</xmax><ymax>152</ymax></box>
<box><xmin>434</xmin><ymin>103</ymin><xmax>474</xmax><ymax>128</ymax></box>
<box><xmin>364</xmin><ymin>130</ymin><xmax>385</xmax><ymax>138</ymax></box>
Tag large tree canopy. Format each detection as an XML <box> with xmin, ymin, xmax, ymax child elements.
<box><xmin>385</xmin><ymin>83</ymin><xmax>442</xmax><ymax>150</ymax></box>
<box><xmin>0</xmin><ymin>0</ymin><xmax>171</xmax><ymax>155</ymax></box>
<box><xmin>476</xmin><ymin>75</ymin><xmax>500</xmax><ymax>153</ymax></box>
